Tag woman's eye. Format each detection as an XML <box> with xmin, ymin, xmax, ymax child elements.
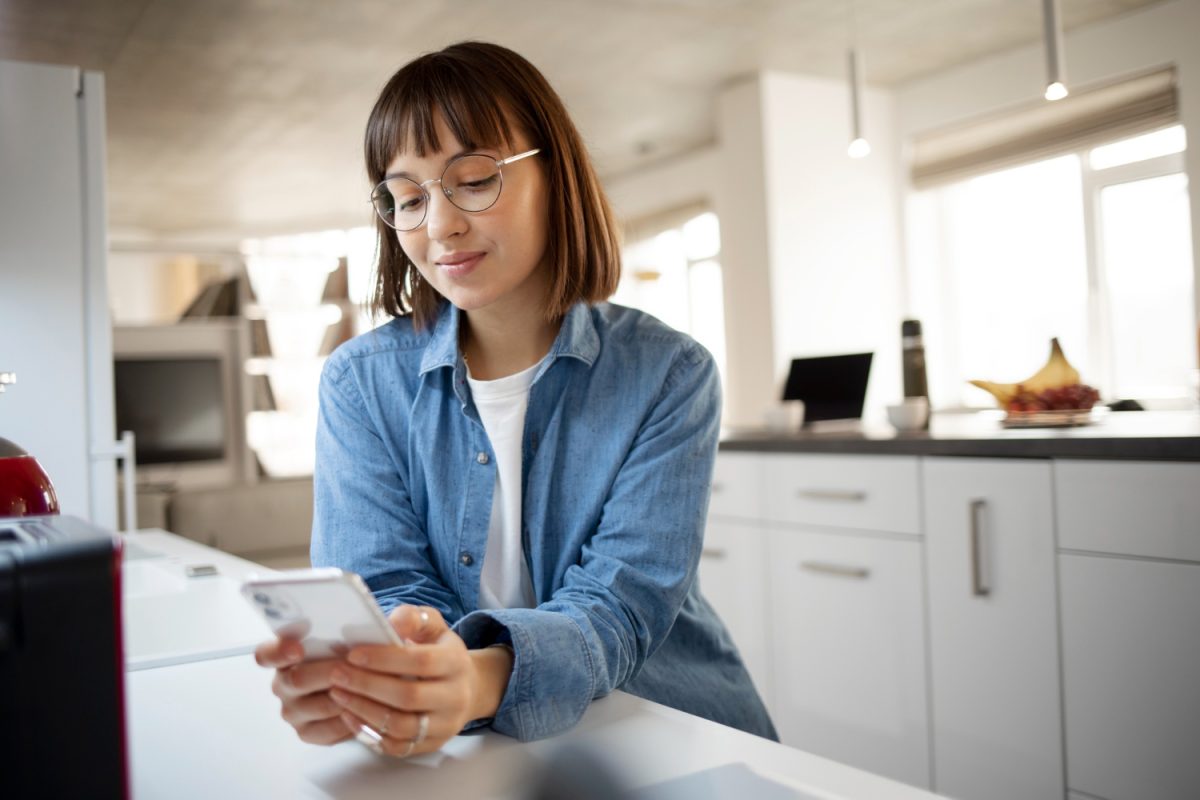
<box><xmin>397</xmin><ymin>195</ymin><xmax>425</xmax><ymax>211</ymax></box>
<box><xmin>458</xmin><ymin>174</ymin><xmax>499</xmax><ymax>192</ymax></box>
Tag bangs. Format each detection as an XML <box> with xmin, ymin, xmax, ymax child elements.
<box><xmin>365</xmin><ymin>53</ymin><xmax>519</xmax><ymax>180</ymax></box>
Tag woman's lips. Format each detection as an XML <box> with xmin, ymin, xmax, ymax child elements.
<box><xmin>436</xmin><ymin>252</ymin><xmax>484</xmax><ymax>277</ymax></box>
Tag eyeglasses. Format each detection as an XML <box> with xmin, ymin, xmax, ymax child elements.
<box><xmin>370</xmin><ymin>148</ymin><xmax>541</xmax><ymax>231</ymax></box>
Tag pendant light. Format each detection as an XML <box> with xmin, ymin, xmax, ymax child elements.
<box><xmin>1042</xmin><ymin>0</ymin><xmax>1068</xmax><ymax>101</ymax></box>
<box><xmin>846</xmin><ymin>0</ymin><xmax>870</xmax><ymax>158</ymax></box>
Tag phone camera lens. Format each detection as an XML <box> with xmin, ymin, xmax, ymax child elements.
<box><xmin>264</xmin><ymin>607</ymin><xmax>282</xmax><ymax>619</ymax></box>
<box><xmin>253</xmin><ymin>592</ymin><xmax>271</xmax><ymax>606</ymax></box>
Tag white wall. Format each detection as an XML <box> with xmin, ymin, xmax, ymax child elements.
<box><xmin>0</xmin><ymin>61</ymin><xmax>116</xmax><ymax>527</ymax></box>
<box><xmin>895</xmin><ymin>0</ymin><xmax>1200</xmax><ymax>356</ymax></box>
<box><xmin>760</xmin><ymin>72</ymin><xmax>904</xmax><ymax>419</ymax></box>
<box><xmin>608</xmin><ymin>72</ymin><xmax>905</xmax><ymax>426</ymax></box>
<box><xmin>606</xmin><ymin>86</ymin><xmax>778</xmax><ymax>429</ymax></box>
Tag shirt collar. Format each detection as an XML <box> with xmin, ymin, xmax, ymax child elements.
<box><xmin>418</xmin><ymin>301</ymin><xmax>601</xmax><ymax>377</ymax></box>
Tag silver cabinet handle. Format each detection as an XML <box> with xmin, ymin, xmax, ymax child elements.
<box><xmin>969</xmin><ymin>498</ymin><xmax>990</xmax><ymax>597</ymax></box>
<box><xmin>800</xmin><ymin>561</ymin><xmax>870</xmax><ymax>579</ymax></box>
<box><xmin>701</xmin><ymin>547</ymin><xmax>727</xmax><ymax>560</ymax></box>
<box><xmin>796</xmin><ymin>488</ymin><xmax>868</xmax><ymax>503</ymax></box>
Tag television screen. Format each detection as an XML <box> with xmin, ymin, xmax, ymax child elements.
<box><xmin>781</xmin><ymin>352</ymin><xmax>874</xmax><ymax>423</ymax></box>
<box><xmin>114</xmin><ymin>358</ymin><xmax>227</xmax><ymax>464</ymax></box>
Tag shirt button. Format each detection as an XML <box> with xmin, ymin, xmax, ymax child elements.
<box><xmin>476</xmin><ymin>451</ymin><xmax>489</xmax><ymax>465</ymax></box>
<box><xmin>459</xmin><ymin>552</ymin><xmax>474</xmax><ymax>566</ymax></box>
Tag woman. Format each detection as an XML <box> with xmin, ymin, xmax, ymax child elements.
<box><xmin>255</xmin><ymin>40</ymin><xmax>776</xmax><ymax>757</ymax></box>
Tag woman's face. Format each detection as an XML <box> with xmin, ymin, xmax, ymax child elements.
<box><xmin>387</xmin><ymin>114</ymin><xmax>551</xmax><ymax>319</ymax></box>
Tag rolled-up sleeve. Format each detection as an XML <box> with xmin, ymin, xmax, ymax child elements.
<box><xmin>454</xmin><ymin>341</ymin><xmax>721</xmax><ymax>740</ymax></box>
<box><xmin>311</xmin><ymin>353</ymin><xmax>464</xmax><ymax>622</ymax></box>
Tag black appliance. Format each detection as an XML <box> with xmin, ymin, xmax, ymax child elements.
<box><xmin>0</xmin><ymin>515</ymin><xmax>127</xmax><ymax>799</ymax></box>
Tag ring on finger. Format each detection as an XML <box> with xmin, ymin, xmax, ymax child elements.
<box><xmin>400</xmin><ymin>739</ymin><xmax>416</xmax><ymax>758</ymax></box>
<box><xmin>355</xmin><ymin>725</ymin><xmax>384</xmax><ymax>755</ymax></box>
<box><xmin>414</xmin><ymin>712</ymin><xmax>430</xmax><ymax>745</ymax></box>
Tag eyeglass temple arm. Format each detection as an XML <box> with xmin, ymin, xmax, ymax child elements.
<box><xmin>498</xmin><ymin>148</ymin><xmax>540</xmax><ymax>166</ymax></box>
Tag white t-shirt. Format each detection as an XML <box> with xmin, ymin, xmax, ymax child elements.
<box><xmin>466</xmin><ymin>359</ymin><xmax>538</xmax><ymax>610</ymax></box>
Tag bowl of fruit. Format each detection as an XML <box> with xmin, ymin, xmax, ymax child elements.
<box><xmin>969</xmin><ymin>339</ymin><xmax>1104</xmax><ymax>428</ymax></box>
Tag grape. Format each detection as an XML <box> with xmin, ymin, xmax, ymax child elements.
<box><xmin>1007</xmin><ymin>383</ymin><xmax>1100</xmax><ymax>413</ymax></box>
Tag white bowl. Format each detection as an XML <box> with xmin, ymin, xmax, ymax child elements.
<box><xmin>887</xmin><ymin>398</ymin><xmax>930</xmax><ymax>431</ymax></box>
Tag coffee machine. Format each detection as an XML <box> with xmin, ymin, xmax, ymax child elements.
<box><xmin>0</xmin><ymin>372</ymin><xmax>128</xmax><ymax>798</ymax></box>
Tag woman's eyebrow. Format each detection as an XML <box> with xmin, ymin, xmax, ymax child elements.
<box><xmin>382</xmin><ymin>148</ymin><xmax>494</xmax><ymax>181</ymax></box>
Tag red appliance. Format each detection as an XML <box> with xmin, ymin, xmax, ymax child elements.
<box><xmin>0</xmin><ymin>436</ymin><xmax>61</xmax><ymax>517</ymax></box>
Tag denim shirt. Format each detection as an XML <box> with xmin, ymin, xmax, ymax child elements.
<box><xmin>311</xmin><ymin>301</ymin><xmax>777</xmax><ymax>742</ymax></box>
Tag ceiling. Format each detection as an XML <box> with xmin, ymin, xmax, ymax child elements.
<box><xmin>0</xmin><ymin>0</ymin><xmax>1165</xmax><ymax>242</ymax></box>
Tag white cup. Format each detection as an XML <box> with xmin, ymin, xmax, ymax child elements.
<box><xmin>886</xmin><ymin>397</ymin><xmax>930</xmax><ymax>431</ymax></box>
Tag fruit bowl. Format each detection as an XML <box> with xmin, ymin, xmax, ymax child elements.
<box><xmin>999</xmin><ymin>408</ymin><xmax>1104</xmax><ymax>428</ymax></box>
<box><xmin>969</xmin><ymin>339</ymin><xmax>1103</xmax><ymax>427</ymax></box>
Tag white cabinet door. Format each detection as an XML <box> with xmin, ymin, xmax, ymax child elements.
<box><xmin>923</xmin><ymin>457</ymin><xmax>1063</xmax><ymax>800</ymax></box>
<box><xmin>699</xmin><ymin>519</ymin><xmax>771</xmax><ymax>704</ymax></box>
<box><xmin>768</xmin><ymin>527</ymin><xmax>930</xmax><ymax>789</ymax></box>
<box><xmin>1060</xmin><ymin>553</ymin><xmax>1200</xmax><ymax>800</ymax></box>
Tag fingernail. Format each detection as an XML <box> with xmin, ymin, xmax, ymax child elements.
<box><xmin>347</xmin><ymin>649</ymin><xmax>367</xmax><ymax>666</ymax></box>
<box><xmin>419</xmin><ymin>610</ymin><xmax>430</xmax><ymax>626</ymax></box>
<box><xmin>330</xmin><ymin>688</ymin><xmax>349</xmax><ymax>705</ymax></box>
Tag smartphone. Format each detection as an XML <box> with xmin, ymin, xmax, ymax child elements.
<box><xmin>241</xmin><ymin>568</ymin><xmax>404</xmax><ymax>660</ymax></box>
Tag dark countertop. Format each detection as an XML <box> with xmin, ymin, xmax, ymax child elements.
<box><xmin>719</xmin><ymin>410</ymin><xmax>1200</xmax><ymax>461</ymax></box>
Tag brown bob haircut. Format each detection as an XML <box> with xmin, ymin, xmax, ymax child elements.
<box><xmin>363</xmin><ymin>41</ymin><xmax>622</xmax><ymax>329</ymax></box>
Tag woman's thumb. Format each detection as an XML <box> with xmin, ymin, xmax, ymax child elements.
<box><xmin>388</xmin><ymin>604</ymin><xmax>444</xmax><ymax>643</ymax></box>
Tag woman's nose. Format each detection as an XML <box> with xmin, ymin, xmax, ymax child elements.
<box><xmin>424</xmin><ymin>184</ymin><xmax>468</xmax><ymax>241</ymax></box>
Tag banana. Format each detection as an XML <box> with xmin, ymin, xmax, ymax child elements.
<box><xmin>969</xmin><ymin>338</ymin><xmax>1081</xmax><ymax>407</ymax></box>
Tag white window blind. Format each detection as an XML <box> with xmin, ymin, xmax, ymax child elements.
<box><xmin>911</xmin><ymin>68</ymin><xmax>1178</xmax><ymax>189</ymax></box>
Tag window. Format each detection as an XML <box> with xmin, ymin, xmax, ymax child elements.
<box><xmin>612</xmin><ymin>210</ymin><xmax>727</xmax><ymax>393</ymax></box>
<box><xmin>907</xmin><ymin>124</ymin><xmax>1193</xmax><ymax>408</ymax></box>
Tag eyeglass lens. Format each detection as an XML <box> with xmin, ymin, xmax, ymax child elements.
<box><xmin>372</xmin><ymin>155</ymin><xmax>504</xmax><ymax>231</ymax></box>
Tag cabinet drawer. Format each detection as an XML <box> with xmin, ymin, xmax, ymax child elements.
<box><xmin>768</xmin><ymin>527</ymin><xmax>930</xmax><ymax>788</ymax></box>
<box><xmin>762</xmin><ymin>454</ymin><xmax>920</xmax><ymax>534</ymax></box>
<box><xmin>709</xmin><ymin>452</ymin><xmax>764</xmax><ymax>519</ymax></box>
<box><xmin>1055</xmin><ymin>460</ymin><xmax>1200</xmax><ymax>562</ymax></box>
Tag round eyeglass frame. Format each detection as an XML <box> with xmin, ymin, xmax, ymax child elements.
<box><xmin>370</xmin><ymin>148</ymin><xmax>541</xmax><ymax>231</ymax></box>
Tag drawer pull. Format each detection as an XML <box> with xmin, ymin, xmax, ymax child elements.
<box><xmin>800</xmin><ymin>561</ymin><xmax>870</xmax><ymax>579</ymax></box>
<box><xmin>701</xmin><ymin>547</ymin><xmax>727</xmax><ymax>560</ymax></box>
<box><xmin>796</xmin><ymin>488</ymin><xmax>868</xmax><ymax>503</ymax></box>
<box><xmin>969</xmin><ymin>498</ymin><xmax>991</xmax><ymax>597</ymax></box>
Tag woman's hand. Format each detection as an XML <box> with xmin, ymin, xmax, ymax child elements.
<box><xmin>328</xmin><ymin>605</ymin><xmax>514</xmax><ymax>758</ymax></box>
<box><xmin>255</xmin><ymin>638</ymin><xmax>354</xmax><ymax>745</ymax></box>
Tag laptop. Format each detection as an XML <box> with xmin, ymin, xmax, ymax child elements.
<box><xmin>781</xmin><ymin>352</ymin><xmax>874</xmax><ymax>426</ymax></box>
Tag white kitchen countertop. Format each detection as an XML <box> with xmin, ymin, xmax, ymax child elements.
<box><xmin>122</xmin><ymin>530</ymin><xmax>948</xmax><ymax>800</ymax></box>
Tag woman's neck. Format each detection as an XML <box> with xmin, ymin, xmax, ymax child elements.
<box><xmin>461</xmin><ymin>307</ymin><xmax>561</xmax><ymax>380</ymax></box>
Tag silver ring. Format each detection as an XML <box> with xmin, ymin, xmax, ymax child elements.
<box><xmin>355</xmin><ymin>724</ymin><xmax>384</xmax><ymax>755</ymax></box>
<box><xmin>379</xmin><ymin>710</ymin><xmax>391</xmax><ymax>736</ymax></box>
<box><xmin>400</xmin><ymin>739</ymin><xmax>416</xmax><ymax>758</ymax></box>
<box><xmin>414</xmin><ymin>712</ymin><xmax>429</xmax><ymax>745</ymax></box>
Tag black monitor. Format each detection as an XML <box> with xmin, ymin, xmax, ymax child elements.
<box><xmin>115</xmin><ymin>358</ymin><xmax>227</xmax><ymax>465</ymax></box>
<box><xmin>781</xmin><ymin>352</ymin><xmax>874</xmax><ymax>424</ymax></box>
<box><xmin>112</xmin><ymin>321</ymin><xmax>252</xmax><ymax>489</ymax></box>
